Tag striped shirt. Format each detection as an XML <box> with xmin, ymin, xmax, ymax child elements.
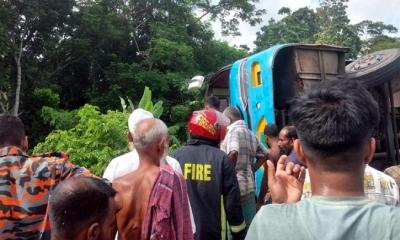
<box><xmin>221</xmin><ymin>120</ymin><xmax>266</xmax><ymax>196</ymax></box>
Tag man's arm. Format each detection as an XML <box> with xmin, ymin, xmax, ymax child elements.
<box><xmin>251</xmin><ymin>154</ymin><xmax>267</xmax><ymax>172</ymax></box>
<box><xmin>222</xmin><ymin>155</ymin><xmax>246</xmax><ymax>240</ymax></box>
<box><xmin>227</xmin><ymin>150</ymin><xmax>238</xmax><ymax>167</ymax></box>
<box><xmin>59</xmin><ymin>157</ymin><xmax>92</xmax><ymax>180</ymax></box>
<box><xmin>251</xmin><ymin>140</ymin><xmax>268</xmax><ymax>172</ymax></box>
<box><xmin>222</xmin><ymin>131</ymin><xmax>240</xmax><ymax>167</ymax></box>
<box><xmin>256</xmin><ymin>162</ymin><xmax>269</xmax><ymax>209</ymax></box>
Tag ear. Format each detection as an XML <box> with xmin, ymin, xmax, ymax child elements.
<box><xmin>21</xmin><ymin>136</ymin><xmax>28</xmax><ymax>152</ymax></box>
<box><xmin>157</xmin><ymin>138</ymin><xmax>166</xmax><ymax>154</ymax></box>
<box><xmin>293</xmin><ymin>139</ymin><xmax>306</xmax><ymax>166</ymax></box>
<box><xmin>87</xmin><ymin>222</ymin><xmax>101</xmax><ymax>240</ymax></box>
<box><xmin>128</xmin><ymin>132</ymin><xmax>133</xmax><ymax>142</ymax></box>
<box><xmin>364</xmin><ymin>137</ymin><xmax>376</xmax><ymax>164</ymax></box>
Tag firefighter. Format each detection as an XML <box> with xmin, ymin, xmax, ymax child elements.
<box><xmin>172</xmin><ymin>110</ymin><xmax>246</xmax><ymax>240</ymax></box>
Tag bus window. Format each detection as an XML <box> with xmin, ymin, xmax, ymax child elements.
<box><xmin>252</xmin><ymin>62</ymin><xmax>262</xmax><ymax>87</ymax></box>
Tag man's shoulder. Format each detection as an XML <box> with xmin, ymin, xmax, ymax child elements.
<box><xmin>174</xmin><ymin>144</ymin><xmax>226</xmax><ymax>157</ymax></box>
<box><xmin>24</xmin><ymin>151</ymin><xmax>70</xmax><ymax>171</ymax></box>
<box><xmin>366</xmin><ymin>165</ymin><xmax>398</xmax><ymax>186</ymax></box>
<box><xmin>247</xmin><ymin>203</ymin><xmax>299</xmax><ymax>239</ymax></box>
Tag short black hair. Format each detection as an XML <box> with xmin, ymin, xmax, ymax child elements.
<box><xmin>290</xmin><ymin>80</ymin><xmax>379</xmax><ymax>170</ymax></box>
<box><xmin>264</xmin><ymin>124</ymin><xmax>279</xmax><ymax>138</ymax></box>
<box><xmin>282</xmin><ymin>126</ymin><xmax>297</xmax><ymax>139</ymax></box>
<box><xmin>223</xmin><ymin>106</ymin><xmax>242</xmax><ymax>121</ymax></box>
<box><xmin>49</xmin><ymin>177</ymin><xmax>116</xmax><ymax>239</ymax></box>
<box><xmin>0</xmin><ymin>114</ymin><xmax>25</xmax><ymax>147</ymax></box>
<box><xmin>206</xmin><ymin>96</ymin><xmax>220</xmax><ymax>110</ymax></box>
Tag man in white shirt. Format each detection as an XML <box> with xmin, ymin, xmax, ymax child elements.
<box><xmin>103</xmin><ymin>108</ymin><xmax>196</xmax><ymax>234</ymax></box>
<box><xmin>103</xmin><ymin>109</ymin><xmax>182</xmax><ymax>181</ymax></box>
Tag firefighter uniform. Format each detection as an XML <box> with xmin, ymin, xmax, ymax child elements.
<box><xmin>172</xmin><ymin>138</ymin><xmax>246</xmax><ymax>240</ymax></box>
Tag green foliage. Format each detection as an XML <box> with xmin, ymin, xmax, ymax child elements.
<box><xmin>34</xmin><ymin>104</ymin><xmax>129</xmax><ymax>176</ymax></box>
<box><xmin>254</xmin><ymin>0</ymin><xmax>397</xmax><ymax>59</ymax></box>
<box><xmin>368</xmin><ymin>36</ymin><xmax>400</xmax><ymax>53</ymax></box>
<box><xmin>120</xmin><ymin>86</ymin><xmax>164</xmax><ymax>118</ymax></box>
<box><xmin>314</xmin><ymin>0</ymin><xmax>361</xmax><ymax>59</ymax></box>
<box><xmin>354</xmin><ymin>21</ymin><xmax>398</xmax><ymax>54</ymax></box>
<box><xmin>146</xmin><ymin>38</ymin><xmax>196</xmax><ymax>73</ymax></box>
<box><xmin>255</xmin><ymin>7</ymin><xmax>319</xmax><ymax>50</ymax></box>
<box><xmin>190</xmin><ymin>0</ymin><xmax>266</xmax><ymax>36</ymax></box>
<box><xmin>33</xmin><ymin>88</ymin><xmax>60</xmax><ymax>109</ymax></box>
<box><xmin>41</xmin><ymin>107</ymin><xmax>79</xmax><ymax>130</ymax></box>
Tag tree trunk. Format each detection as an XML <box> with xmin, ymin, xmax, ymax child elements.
<box><xmin>13</xmin><ymin>56</ymin><xmax>21</xmax><ymax>116</ymax></box>
<box><xmin>13</xmin><ymin>35</ymin><xmax>24</xmax><ymax>116</ymax></box>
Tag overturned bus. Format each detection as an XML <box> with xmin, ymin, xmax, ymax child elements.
<box><xmin>189</xmin><ymin>44</ymin><xmax>400</xmax><ymax>171</ymax></box>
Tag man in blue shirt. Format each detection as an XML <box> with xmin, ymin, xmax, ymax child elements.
<box><xmin>278</xmin><ymin>126</ymin><xmax>303</xmax><ymax>166</ymax></box>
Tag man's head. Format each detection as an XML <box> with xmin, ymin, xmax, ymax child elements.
<box><xmin>132</xmin><ymin>118</ymin><xmax>169</xmax><ymax>165</ymax></box>
<box><xmin>290</xmin><ymin>80</ymin><xmax>379</xmax><ymax>173</ymax></box>
<box><xmin>188</xmin><ymin>110</ymin><xmax>221</xmax><ymax>142</ymax></box>
<box><xmin>278</xmin><ymin>126</ymin><xmax>297</xmax><ymax>155</ymax></box>
<box><xmin>49</xmin><ymin>177</ymin><xmax>119</xmax><ymax>240</ymax></box>
<box><xmin>127</xmin><ymin>108</ymin><xmax>154</xmax><ymax>140</ymax></box>
<box><xmin>223</xmin><ymin>106</ymin><xmax>242</xmax><ymax>124</ymax></box>
<box><xmin>0</xmin><ymin>114</ymin><xmax>27</xmax><ymax>150</ymax></box>
<box><xmin>264</xmin><ymin>124</ymin><xmax>279</xmax><ymax>147</ymax></box>
<box><xmin>205</xmin><ymin>96</ymin><xmax>220</xmax><ymax>111</ymax></box>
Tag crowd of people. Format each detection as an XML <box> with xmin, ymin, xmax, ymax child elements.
<box><xmin>2</xmin><ymin>79</ymin><xmax>400</xmax><ymax>240</ymax></box>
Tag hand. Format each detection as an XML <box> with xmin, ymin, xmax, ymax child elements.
<box><xmin>267</xmin><ymin>155</ymin><xmax>306</xmax><ymax>204</ymax></box>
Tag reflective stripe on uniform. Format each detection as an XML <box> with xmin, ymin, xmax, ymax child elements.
<box><xmin>220</xmin><ymin>195</ymin><xmax>226</xmax><ymax>240</ymax></box>
<box><xmin>230</xmin><ymin>221</ymin><xmax>246</xmax><ymax>233</ymax></box>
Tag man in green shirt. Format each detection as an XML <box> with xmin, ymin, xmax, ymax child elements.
<box><xmin>246</xmin><ymin>80</ymin><xmax>400</xmax><ymax>240</ymax></box>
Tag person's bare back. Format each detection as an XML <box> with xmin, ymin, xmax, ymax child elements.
<box><xmin>113</xmin><ymin>165</ymin><xmax>160</xmax><ymax>240</ymax></box>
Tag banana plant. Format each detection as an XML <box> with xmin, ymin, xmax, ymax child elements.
<box><xmin>120</xmin><ymin>86</ymin><xmax>163</xmax><ymax>118</ymax></box>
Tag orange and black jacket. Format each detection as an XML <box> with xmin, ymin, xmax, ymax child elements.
<box><xmin>0</xmin><ymin>146</ymin><xmax>91</xmax><ymax>240</ymax></box>
<box><xmin>172</xmin><ymin>138</ymin><xmax>246</xmax><ymax>240</ymax></box>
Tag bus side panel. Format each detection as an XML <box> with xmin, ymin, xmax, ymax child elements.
<box><xmin>245</xmin><ymin>50</ymin><xmax>277</xmax><ymax>145</ymax></box>
<box><xmin>229</xmin><ymin>59</ymin><xmax>250</xmax><ymax>125</ymax></box>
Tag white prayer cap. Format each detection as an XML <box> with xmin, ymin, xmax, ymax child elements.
<box><xmin>128</xmin><ymin>108</ymin><xmax>154</xmax><ymax>133</ymax></box>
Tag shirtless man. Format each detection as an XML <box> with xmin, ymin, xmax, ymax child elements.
<box><xmin>113</xmin><ymin>118</ymin><xmax>192</xmax><ymax>240</ymax></box>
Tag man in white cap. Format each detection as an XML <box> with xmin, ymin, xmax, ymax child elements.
<box><xmin>103</xmin><ymin>108</ymin><xmax>182</xmax><ymax>181</ymax></box>
<box><xmin>103</xmin><ymin>108</ymin><xmax>196</xmax><ymax>236</ymax></box>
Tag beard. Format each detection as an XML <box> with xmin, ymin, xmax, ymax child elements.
<box><xmin>280</xmin><ymin>147</ymin><xmax>291</xmax><ymax>156</ymax></box>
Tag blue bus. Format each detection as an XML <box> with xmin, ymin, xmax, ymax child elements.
<box><xmin>189</xmin><ymin>44</ymin><xmax>400</xmax><ymax>172</ymax></box>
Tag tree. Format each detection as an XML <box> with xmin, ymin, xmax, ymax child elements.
<box><xmin>354</xmin><ymin>20</ymin><xmax>398</xmax><ymax>53</ymax></box>
<box><xmin>254</xmin><ymin>1</ymin><xmax>363</xmax><ymax>58</ymax></box>
<box><xmin>368</xmin><ymin>36</ymin><xmax>400</xmax><ymax>53</ymax></box>
<box><xmin>355</xmin><ymin>20</ymin><xmax>398</xmax><ymax>40</ymax></box>
<box><xmin>254</xmin><ymin>7</ymin><xmax>319</xmax><ymax>50</ymax></box>
<box><xmin>191</xmin><ymin>0</ymin><xmax>266</xmax><ymax>35</ymax></box>
<box><xmin>0</xmin><ymin>0</ymin><xmax>75</xmax><ymax>115</ymax></box>
<box><xmin>314</xmin><ymin>0</ymin><xmax>361</xmax><ymax>59</ymax></box>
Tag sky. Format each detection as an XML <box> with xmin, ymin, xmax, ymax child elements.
<box><xmin>211</xmin><ymin>0</ymin><xmax>400</xmax><ymax>50</ymax></box>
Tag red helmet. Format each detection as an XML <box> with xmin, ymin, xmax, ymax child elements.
<box><xmin>188</xmin><ymin>110</ymin><xmax>220</xmax><ymax>141</ymax></box>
